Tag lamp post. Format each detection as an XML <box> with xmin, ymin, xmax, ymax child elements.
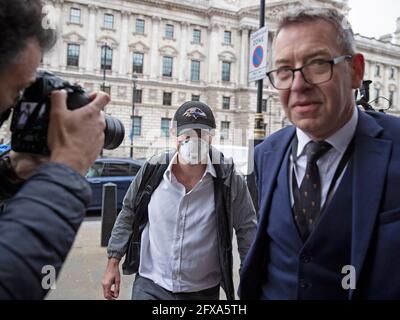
<box><xmin>268</xmin><ymin>96</ymin><xmax>274</xmax><ymax>135</ymax></box>
<box><xmin>101</xmin><ymin>43</ymin><xmax>111</xmax><ymax>92</ymax></box>
<box><xmin>130</xmin><ymin>73</ymin><xmax>138</xmax><ymax>159</ymax></box>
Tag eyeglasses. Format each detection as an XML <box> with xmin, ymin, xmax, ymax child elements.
<box><xmin>266</xmin><ymin>55</ymin><xmax>353</xmax><ymax>90</ymax></box>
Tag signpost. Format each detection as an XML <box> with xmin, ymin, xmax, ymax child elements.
<box><xmin>249</xmin><ymin>26</ymin><xmax>268</xmax><ymax>83</ymax></box>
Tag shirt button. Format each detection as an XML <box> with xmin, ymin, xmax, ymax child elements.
<box><xmin>299</xmin><ymin>279</ymin><xmax>310</xmax><ymax>289</ymax></box>
<box><xmin>300</xmin><ymin>254</ymin><xmax>311</xmax><ymax>264</ymax></box>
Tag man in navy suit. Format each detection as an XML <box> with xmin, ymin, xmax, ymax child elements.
<box><xmin>239</xmin><ymin>6</ymin><xmax>400</xmax><ymax>299</ymax></box>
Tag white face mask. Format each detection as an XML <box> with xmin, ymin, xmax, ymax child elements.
<box><xmin>179</xmin><ymin>138</ymin><xmax>209</xmax><ymax>165</ymax></box>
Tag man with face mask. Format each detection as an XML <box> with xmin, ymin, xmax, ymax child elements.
<box><xmin>103</xmin><ymin>101</ymin><xmax>256</xmax><ymax>300</ymax></box>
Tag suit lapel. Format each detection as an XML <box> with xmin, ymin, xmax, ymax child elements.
<box><xmin>257</xmin><ymin>128</ymin><xmax>296</xmax><ymax>228</ymax></box>
<box><xmin>350</xmin><ymin>111</ymin><xmax>392</xmax><ymax>299</ymax></box>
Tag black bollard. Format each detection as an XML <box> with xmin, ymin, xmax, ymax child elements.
<box><xmin>101</xmin><ymin>183</ymin><xmax>117</xmax><ymax>247</ymax></box>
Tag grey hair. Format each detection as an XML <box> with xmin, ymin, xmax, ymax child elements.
<box><xmin>275</xmin><ymin>6</ymin><xmax>356</xmax><ymax>54</ymax></box>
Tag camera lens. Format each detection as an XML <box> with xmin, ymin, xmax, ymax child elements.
<box><xmin>104</xmin><ymin>115</ymin><xmax>125</xmax><ymax>150</ymax></box>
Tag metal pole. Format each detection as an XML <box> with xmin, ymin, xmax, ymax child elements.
<box><xmin>247</xmin><ymin>0</ymin><xmax>266</xmax><ymax>213</ymax></box>
<box><xmin>268</xmin><ymin>97</ymin><xmax>272</xmax><ymax>135</ymax></box>
<box><xmin>254</xmin><ymin>0</ymin><xmax>266</xmax><ymax>144</ymax></box>
<box><xmin>130</xmin><ymin>74</ymin><xmax>137</xmax><ymax>159</ymax></box>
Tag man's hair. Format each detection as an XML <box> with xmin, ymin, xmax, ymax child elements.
<box><xmin>275</xmin><ymin>6</ymin><xmax>356</xmax><ymax>54</ymax></box>
<box><xmin>0</xmin><ymin>0</ymin><xmax>56</xmax><ymax>71</ymax></box>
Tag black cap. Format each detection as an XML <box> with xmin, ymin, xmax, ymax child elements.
<box><xmin>173</xmin><ymin>101</ymin><xmax>216</xmax><ymax>136</ymax></box>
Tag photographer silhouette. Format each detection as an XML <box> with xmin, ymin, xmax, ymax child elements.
<box><xmin>0</xmin><ymin>0</ymin><xmax>110</xmax><ymax>299</ymax></box>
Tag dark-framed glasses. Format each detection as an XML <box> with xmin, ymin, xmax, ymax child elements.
<box><xmin>266</xmin><ymin>55</ymin><xmax>353</xmax><ymax>90</ymax></box>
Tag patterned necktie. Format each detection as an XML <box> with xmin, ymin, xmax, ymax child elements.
<box><xmin>293</xmin><ymin>141</ymin><xmax>332</xmax><ymax>240</ymax></box>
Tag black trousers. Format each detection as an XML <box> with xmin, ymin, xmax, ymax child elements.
<box><xmin>131</xmin><ymin>274</ymin><xmax>220</xmax><ymax>300</ymax></box>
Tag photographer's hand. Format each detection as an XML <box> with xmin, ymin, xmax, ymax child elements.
<box><xmin>9</xmin><ymin>151</ymin><xmax>48</xmax><ymax>180</ymax></box>
<box><xmin>48</xmin><ymin>90</ymin><xmax>109</xmax><ymax>175</ymax></box>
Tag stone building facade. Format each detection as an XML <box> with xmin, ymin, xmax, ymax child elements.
<box><xmin>1</xmin><ymin>0</ymin><xmax>399</xmax><ymax>158</ymax></box>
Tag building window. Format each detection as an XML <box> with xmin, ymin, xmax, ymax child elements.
<box><xmin>191</xmin><ymin>60</ymin><xmax>200</xmax><ymax>81</ymax></box>
<box><xmin>104</xmin><ymin>14</ymin><xmax>114</xmax><ymax>29</ymax></box>
<box><xmin>135</xmin><ymin>19</ymin><xmax>145</xmax><ymax>34</ymax></box>
<box><xmin>374</xmin><ymin>88</ymin><xmax>380</xmax><ymax>104</ymax></box>
<box><xmin>163</xmin><ymin>92</ymin><xmax>172</xmax><ymax>106</ymax></box>
<box><xmin>193</xmin><ymin>29</ymin><xmax>201</xmax><ymax>44</ymax></box>
<box><xmin>224</xmin><ymin>31</ymin><xmax>232</xmax><ymax>45</ymax></box>
<box><xmin>192</xmin><ymin>95</ymin><xmax>200</xmax><ymax>101</ymax></box>
<box><xmin>132</xmin><ymin>116</ymin><xmax>142</xmax><ymax>137</ymax></box>
<box><xmin>162</xmin><ymin>56</ymin><xmax>173</xmax><ymax>77</ymax></box>
<box><xmin>222</xmin><ymin>61</ymin><xmax>231</xmax><ymax>82</ymax></box>
<box><xmin>133</xmin><ymin>52</ymin><xmax>144</xmax><ymax>74</ymax></box>
<box><xmin>101</xmin><ymin>46</ymin><xmax>113</xmax><ymax>70</ymax></box>
<box><xmin>222</xmin><ymin>96</ymin><xmax>230</xmax><ymax>110</ymax></box>
<box><xmin>67</xmin><ymin>43</ymin><xmax>80</xmax><ymax>67</ymax></box>
<box><xmin>165</xmin><ymin>24</ymin><xmax>174</xmax><ymax>39</ymax></box>
<box><xmin>220</xmin><ymin>121</ymin><xmax>230</xmax><ymax>140</ymax></box>
<box><xmin>389</xmin><ymin>91</ymin><xmax>394</xmax><ymax>106</ymax></box>
<box><xmin>390</xmin><ymin>67</ymin><xmax>396</xmax><ymax>80</ymax></box>
<box><xmin>161</xmin><ymin>118</ymin><xmax>171</xmax><ymax>137</ymax></box>
<box><xmin>133</xmin><ymin>89</ymin><xmax>142</xmax><ymax>103</ymax></box>
<box><xmin>70</xmin><ymin>8</ymin><xmax>81</xmax><ymax>24</ymax></box>
<box><xmin>375</xmin><ymin>65</ymin><xmax>381</xmax><ymax>77</ymax></box>
<box><xmin>101</xmin><ymin>85</ymin><xmax>111</xmax><ymax>96</ymax></box>
<box><xmin>262</xmin><ymin>99</ymin><xmax>267</xmax><ymax>112</ymax></box>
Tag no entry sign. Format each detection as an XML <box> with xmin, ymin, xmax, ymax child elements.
<box><xmin>249</xmin><ymin>26</ymin><xmax>268</xmax><ymax>82</ymax></box>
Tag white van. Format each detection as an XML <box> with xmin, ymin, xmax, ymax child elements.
<box><xmin>213</xmin><ymin>144</ymin><xmax>253</xmax><ymax>176</ymax></box>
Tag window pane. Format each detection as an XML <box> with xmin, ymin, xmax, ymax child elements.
<box><xmin>163</xmin><ymin>56</ymin><xmax>173</xmax><ymax>77</ymax></box>
<box><xmin>221</xmin><ymin>121</ymin><xmax>230</xmax><ymax>140</ymax></box>
<box><xmin>101</xmin><ymin>46</ymin><xmax>113</xmax><ymax>70</ymax></box>
<box><xmin>102</xmin><ymin>163</ymin><xmax>131</xmax><ymax>177</ymax></box>
<box><xmin>133</xmin><ymin>52</ymin><xmax>144</xmax><ymax>74</ymax></box>
<box><xmin>222</xmin><ymin>96</ymin><xmax>230</xmax><ymax>109</ymax></box>
<box><xmin>133</xmin><ymin>89</ymin><xmax>142</xmax><ymax>103</ymax></box>
<box><xmin>70</xmin><ymin>8</ymin><xmax>81</xmax><ymax>24</ymax></box>
<box><xmin>193</xmin><ymin>29</ymin><xmax>201</xmax><ymax>43</ymax></box>
<box><xmin>165</xmin><ymin>24</ymin><xmax>174</xmax><ymax>39</ymax></box>
<box><xmin>191</xmin><ymin>60</ymin><xmax>200</xmax><ymax>81</ymax></box>
<box><xmin>161</xmin><ymin>118</ymin><xmax>171</xmax><ymax>137</ymax></box>
<box><xmin>163</xmin><ymin>92</ymin><xmax>172</xmax><ymax>106</ymax></box>
<box><xmin>104</xmin><ymin>14</ymin><xmax>114</xmax><ymax>29</ymax></box>
<box><xmin>132</xmin><ymin>116</ymin><xmax>142</xmax><ymax>136</ymax></box>
<box><xmin>224</xmin><ymin>31</ymin><xmax>231</xmax><ymax>45</ymax></box>
<box><xmin>222</xmin><ymin>61</ymin><xmax>231</xmax><ymax>81</ymax></box>
<box><xmin>136</xmin><ymin>19</ymin><xmax>145</xmax><ymax>33</ymax></box>
<box><xmin>67</xmin><ymin>44</ymin><xmax>80</xmax><ymax>67</ymax></box>
<box><xmin>101</xmin><ymin>85</ymin><xmax>111</xmax><ymax>96</ymax></box>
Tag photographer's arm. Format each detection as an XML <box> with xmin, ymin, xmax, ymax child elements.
<box><xmin>0</xmin><ymin>90</ymin><xmax>109</xmax><ymax>299</ymax></box>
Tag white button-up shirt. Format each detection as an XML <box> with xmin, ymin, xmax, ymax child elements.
<box><xmin>290</xmin><ymin>106</ymin><xmax>359</xmax><ymax>208</ymax></box>
<box><xmin>138</xmin><ymin>153</ymin><xmax>221</xmax><ymax>293</ymax></box>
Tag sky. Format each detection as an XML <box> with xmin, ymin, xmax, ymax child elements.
<box><xmin>348</xmin><ymin>0</ymin><xmax>400</xmax><ymax>39</ymax></box>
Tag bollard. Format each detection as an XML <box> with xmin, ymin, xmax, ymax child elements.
<box><xmin>101</xmin><ymin>183</ymin><xmax>117</xmax><ymax>247</ymax></box>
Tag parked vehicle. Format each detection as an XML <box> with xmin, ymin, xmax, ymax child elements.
<box><xmin>85</xmin><ymin>157</ymin><xmax>144</xmax><ymax>214</ymax></box>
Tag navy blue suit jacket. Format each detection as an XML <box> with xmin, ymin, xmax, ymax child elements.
<box><xmin>239</xmin><ymin>109</ymin><xmax>400</xmax><ymax>299</ymax></box>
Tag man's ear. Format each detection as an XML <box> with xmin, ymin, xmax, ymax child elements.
<box><xmin>351</xmin><ymin>53</ymin><xmax>365</xmax><ymax>89</ymax></box>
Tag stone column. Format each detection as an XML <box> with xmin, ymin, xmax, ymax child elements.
<box><xmin>179</xmin><ymin>21</ymin><xmax>189</xmax><ymax>82</ymax></box>
<box><xmin>208</xmin><ymin>23</ymin><xmax>220</xmax><ymax>84</ymax></box>
<box><xmin>85</xmin><ymin>4</ymin><xmax>98</xmax><ymax>72</ymax></box>
<box><xmin>239</xmin><ymin>27</ymin><xmax>250</xmax><ymax>86</ymax></box>
<box><xmin>150</xmin><ymin>16</ymin><xmax>161</xmax><ymax>79</ymax></box>
<box><xmin>50</xmin><ymin>0</ymin><xmax>64</xmax><ymax>68</ymax></box>
<box><xmin>119</xmin><ymin>11</ymin><xmax>130</xmax><ymax>76</ymax></box>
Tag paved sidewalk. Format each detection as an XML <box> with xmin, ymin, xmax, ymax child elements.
<box><xmin>46</xmin><ymin>218</ymin><xmax>240</xmax><ymax>300</ymax></box>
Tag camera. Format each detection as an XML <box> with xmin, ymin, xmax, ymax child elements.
<box><xmin>10</xmin><ymin>70</ymin><xmax>125</xmax><ymax>155</ymax></box>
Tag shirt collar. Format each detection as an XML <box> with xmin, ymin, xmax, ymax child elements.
<box><xmin>164</xmin><ymin>152</ymin><xmax>216</xmax><ymax>182</ymax></box>
<box><xmin>296</xmin><ymin>105</ymin><xmax>359</xmax><ymax>157</ymax></box>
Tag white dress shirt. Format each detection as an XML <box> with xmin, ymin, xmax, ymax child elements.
<box><xmin>290</xmin><ymin>107</ymin><xmax>359</xmax><ymax>209</ymax></box>
<box><xmin>138</xmin><ymin>153</ymin><xmax>221</xmax><ymax>293</ymax></box>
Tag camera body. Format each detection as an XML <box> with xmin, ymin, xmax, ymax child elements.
<box><xmin>10</xmin><ymin>70</ymin><xmax>124</xmax><ymax>155</ymax></box>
